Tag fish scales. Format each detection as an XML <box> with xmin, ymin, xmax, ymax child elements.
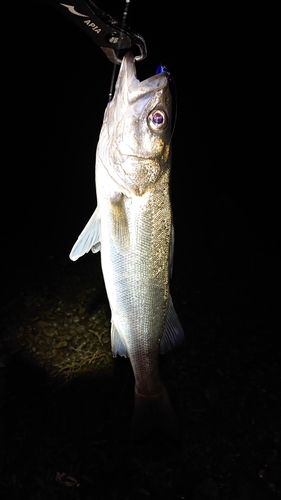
<box><xmin>70</xmin><ymin>52</ymin><xmax>184</xmax><ymax>438</ymax></box>
<box><xmin>100</xmin><ymin>181</ymin><xmax>171</xmax><ymax>394</ymax></box>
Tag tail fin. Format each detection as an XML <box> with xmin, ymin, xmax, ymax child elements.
<box><xmin>132</xmin><ymin>386</ymin><xmax>181</xmax><ymax>441</ymax></box>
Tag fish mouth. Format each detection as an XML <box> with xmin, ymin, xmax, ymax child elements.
<box><xmin>116</xmin><ymin>52</ymin><xmax>170</xmax><ymax>104</ymax></box>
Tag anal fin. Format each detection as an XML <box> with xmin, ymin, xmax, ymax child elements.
<box><xmin>111</xmin><ymin>322</ymin><xmax>128</xmax><ymax>358</ymax></box>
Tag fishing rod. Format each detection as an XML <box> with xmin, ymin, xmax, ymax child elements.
<box><xmin>42</xmin><ymin>0</ymin><xmax>147</xmax><ymax>100</ymax></box>
<box><xmin>43</xmin><ymin>0</ymin><xmax>146</xmax><ymax>64</ymax></box>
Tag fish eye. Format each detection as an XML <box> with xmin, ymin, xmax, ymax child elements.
<box><xmin>148</xmin><ymin>109</ymin><xmax>167</xmax><ymax>131</ymax></box>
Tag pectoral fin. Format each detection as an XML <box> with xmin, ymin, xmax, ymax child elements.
<box><xmin>69</xmin><ymin>206</ymin><xmax>101</xmax><ymax>261</ymax></box>
<box><xmin>109</xmin><ymin>195</ymin><xmax>130</xmax><ymax>253</ymax></box>
<box><xmin>160</xmin><ymin>296</ymin><xmax>185</xmax><ymax>354</ymax></box>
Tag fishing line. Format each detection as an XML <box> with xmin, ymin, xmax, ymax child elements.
<box><xmin>155</xmin><ymin>63</ymin><xmax>178</xmax><ymax>142</ymax></box>
<box><xmin>170</xmin><ymin>75</ymin><xmax>178</xmax><ymax>141</ymax></box>
<box><xmin>108</xmin><ymin>0</ymin><xmax>131</xmax><ymax>101</ymax></box>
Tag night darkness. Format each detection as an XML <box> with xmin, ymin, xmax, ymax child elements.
<box><xmin>1</xmin><ymin>1</ymin><xmax>280</xmax><ymax>499</ymax></box>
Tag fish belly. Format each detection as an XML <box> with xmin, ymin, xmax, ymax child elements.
<box><xmin>99</xmin><ymin>170</ymin><xmax>171</xmax><ymax>398</ymax></box>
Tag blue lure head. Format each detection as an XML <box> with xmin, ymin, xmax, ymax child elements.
<box><xmin>155</xmin><ymin>63</ymin><xmax>171</xmax><ymax>80</ymax></box>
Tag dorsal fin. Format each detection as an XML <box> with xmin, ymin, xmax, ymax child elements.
<box><xmin>160</xmin><ymin>296</ymin><xmax>185</xmax><ymax>354</ymax></box>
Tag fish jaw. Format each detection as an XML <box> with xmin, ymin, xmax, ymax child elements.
<box><xmin>98</xmin><ymin>52</ymin><xmax>172</xmax><ymax>196</ymax></box>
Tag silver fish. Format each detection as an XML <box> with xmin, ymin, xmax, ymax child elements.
<box><xmin>70</xmin><ymin>52</ymin><xmax>184</xmax><ymax>439</ymax></box>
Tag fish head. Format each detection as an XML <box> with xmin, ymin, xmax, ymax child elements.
<box><xmin>99</xmin><ymin>52</ymin><xmax>172</xmax><ymax>196</ymax></box>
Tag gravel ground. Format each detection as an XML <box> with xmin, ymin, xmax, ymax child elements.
<box><xmin>0</xmin><ymin>239</ymin><xmax>280</xmax><ymax>500</ymax></box>
<box><xmin>1</xmin><ymin>256</ymin><xmax>112</xmax><ymax>381</ymax></box>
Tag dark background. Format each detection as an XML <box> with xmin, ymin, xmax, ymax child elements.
<box><xmin>1</xmin><ymin>2</ymin><xmax>280</xmax><ymax>499</ymax></box>
<box><xmin>5</xmin><ymin>1</ymin><xmax>278</xmax><ymax>272</ymax></box>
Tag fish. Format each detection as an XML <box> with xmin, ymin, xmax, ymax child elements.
<box><xmin>70</xmin><ymin>52</ymin><xmax>184</xmax><ymax>439</ymax></box>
